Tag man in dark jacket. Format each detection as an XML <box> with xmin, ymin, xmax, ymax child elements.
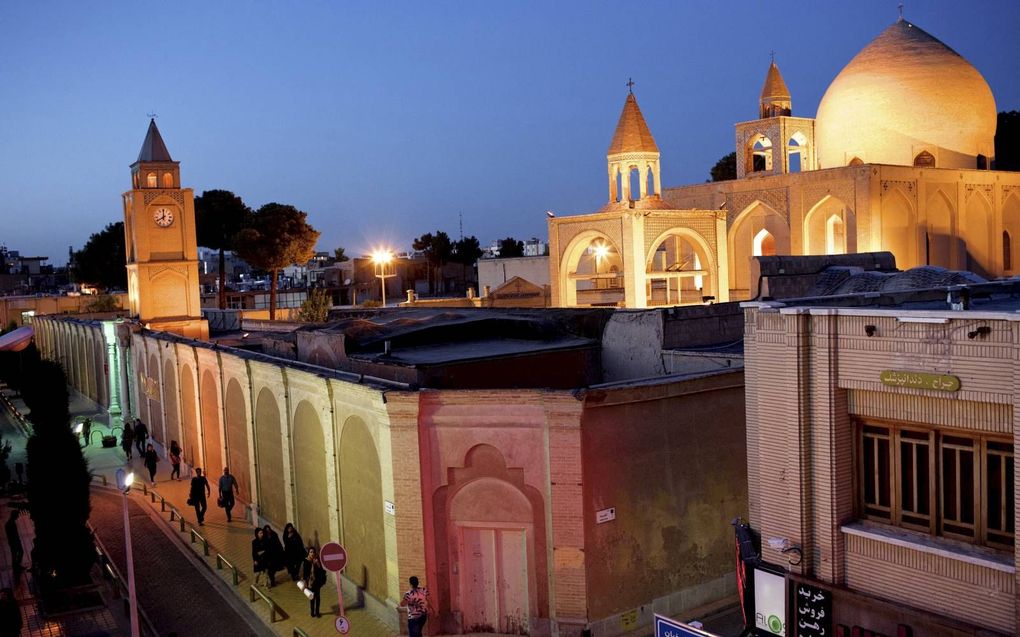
<box><xmin>189</xmin><ymin>468</ymin><xmax>211</xmax><ymax>525</ymax></box>
<box><xmin>134</xmin><ymin>419</ymin><xmax>148</xmax><ymax>455</ymax></box>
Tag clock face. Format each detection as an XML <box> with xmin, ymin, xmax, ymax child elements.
<box><xmin>153</xmin><ymin>207</ymin><xmax>174</xmax><ymax>227</ymax></box>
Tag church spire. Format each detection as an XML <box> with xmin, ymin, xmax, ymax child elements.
<box><xmin>608</xmin><ymin>92</ymin><xmax>659</xmax><ymax>155</ymax></box>
<box><xmin>759</xmin><ymin>59</ymin><xmax>792</xmax><ymax>118</ymax></box>
<box><xmin>136</xmin><ymin>118</ymin><xmax>173</xmax><ymax>163</ymax></box>
<box><xmin>607</xmin><ymin>87</ymin><xmax>661</xmax><ymax>203</ymax></box>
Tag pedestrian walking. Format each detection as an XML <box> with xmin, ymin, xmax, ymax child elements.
<box><xmin>252</xmin><ymin>528</ymin><xmax>269</xmax><ymax>586</ymax></box>
<box><xmin>133</xmin><ymin>419</ymin><xmax>148</xmax><ymax>455</ymax></box>
<box><xmin>143</xmin><ymin>443</ymin><xmax>159</xmax><ymax>485</ymax></box>
<box><xmin>4</xmin><ymin>511</ymin><xmax>23</xmax><ymax>572</ymax></box>
<box><xmin>262</xmin><ymin>524</ymin><xmax>284</xmax><ymax>587</ymax></box>
<box><xmin>218</xmin><ymin>467</ymin><xmax>239</xmax><ymax>522</ymax></box>
<box><xmin>169</xmin><ymin>441</ymin><xmax>182</xmax><ymax>480</ymax></box>
<box><xmin>81</xmin><ymin>418</ymin><xmax>92</xmax><ymax>447</ymax></box>
<box><xmin>121</xmin><ymin>426</ymin><xmax>135</xmax><ymax>460</ymax></box>
<box><xmin>283</xmin><ymin>523</ymin><xmax>305</xmax><ymax>581</ymax></box>
<box><xmin>399</xmin><ymin>576</ymin><xmax>433</xmax><ymax>637</ymax></box>
<box><xmin>188</xmin><ymin>468</ymin><xmax>211</xmax><ymax>525</ymax></box>
<box><xmin>301</xmin><ymin>547</ymin><xmax>327</xmax><ymax>618</ymax></box>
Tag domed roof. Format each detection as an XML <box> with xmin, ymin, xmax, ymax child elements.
<box><xmin>608</xmin><ymin>93</ymin><xmax>659</xmax><ymax>155</ymax></box>
<box><xmin>815</xmin><ymin>20</ymin><xmax>996</xmax><ymax>170</ymax></box>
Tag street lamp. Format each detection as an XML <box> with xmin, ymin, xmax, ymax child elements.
<box><xmin>371</xmin><ymin>250</ymin><xmax>395</xmax><ymax>307</ymax></box>
<box><xmin>115</xmin><ymin>468</ymin><xmax>139</xmax><ymax>637</ymax></box>
<box><xmin>592</xmin><ymin>243</ymin><xmax>609</xmax><ymax>289</ymax></box>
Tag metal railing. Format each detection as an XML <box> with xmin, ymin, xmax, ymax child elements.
<box><xmin>189</xmin><ymin>527</ymin><xmax>210</xmax><ymax>556</ymax></box>
<box><xmin>293</xmin><ymin>628</ymin><xmax>311</xmax><ymax>637</ymax></box>
<box><xmin>249</xmin><ymin>584</ymin><xmax>280</xmax><ymax>622</ymax></box>
<box><xmin>216</xmin><ymin>553</ymin><xmax>239</xmax><ymax>586</ymax></box>
<box><xmin>89</xmin><ymin>523</ymin><xmax>159</xmax><ymax>637</ymax></box>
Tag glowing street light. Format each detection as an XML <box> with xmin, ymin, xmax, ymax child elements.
<box><xmin>371</xmin><ymin>250</ymin><xmax>395</xmax><ymax>307</ymax></box>
<box><xmin>115</xmin><ymin>468</ymin><xmax>139</xmax><ymax>637</ymax></box>
<box><xmin>592</xmin><ymin>243</ymin><xmax>610</xmax><ymax>288</ymax></box>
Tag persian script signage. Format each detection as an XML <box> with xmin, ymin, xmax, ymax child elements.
<box><xmin>879</xmin><ymin>370</ymin><xmax>960</xmax><ymax>392</ymax></box>
<box><xmin>793</xmin><ymin>582</ymin><xmax>832</xmax><ymax>637</ymax></box>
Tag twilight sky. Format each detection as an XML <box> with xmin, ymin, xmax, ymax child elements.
<box><xmin>1</xmin><ymin>1</ymin><xmax>1018</xmax><ymax>265</ymax></box>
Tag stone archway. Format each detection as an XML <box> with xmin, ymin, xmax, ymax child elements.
<box><xmin>147</xmin><ymin>353</ymin><xmax>163</xmax><ymax>445</ymax></box>
<box><xmin>180</xmin><ymin>363</ymin><xmax>200</xmax><ymax>468</ymax></box>
<box><xmin>255</xmin><ymin>388</ymin><xmax>286</xmax><ymax>526</ymax></box>
<box><xmin>163</xmin><ymin>358</ymin><xmax>180</xmax><ymax>450</ymax></box>
<box><xmin>338</xmin><ymin>416</ymin><xmax>387</xmax><ymax>601</ymax></box>
<box><xmin>645</xmin><ymin>227</ymin><xmax>717</xmax><ymax>305</ymax></box>
<box><xmin>224</xmin><ymin>378</ymin><xmax>251</xmax><ymax>501</ymax></box>
<box><xmin>558</xmin><ymin>231</ymin><xmax>625</xmax><ymax>307</ymax></box>
<box><xmin>728</xmin><ymin>201</ymin><xmax>789</xmax><ymax>296</ymax></box>
<box><xmin>804</xmin><ymin>195</ymin><xmax>856</xmax><ymax>256</ymax></box>
<box><xmin>292</xmin><ymin>401</ymin><xmax>330</xmax><ymax>548</ymax></box>
<box><xmin>200</xmin><ymin>369</ymin><xmax>223</xmax><ymax>477</ymax></box>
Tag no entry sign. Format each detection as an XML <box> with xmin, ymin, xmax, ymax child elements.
<box><xmin>320</xmin><ymin>541</ymin><xmax>348</xmax><ymax>573</ymax></box>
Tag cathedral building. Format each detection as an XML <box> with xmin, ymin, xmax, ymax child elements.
<box><xmin>549</xmin><ymin>18</ymin><xmax>1020</xmax><ymax>307</ymax></box>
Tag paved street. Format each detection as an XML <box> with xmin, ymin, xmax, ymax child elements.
<box><xmin>89</xmin><ymin>487</ymin><xmax>270</xmax><ymax>637</ymax></box>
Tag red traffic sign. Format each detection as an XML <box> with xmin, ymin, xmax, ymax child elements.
<box><xmin>335</xmin><ymin>615</ymin><xmax>350</xmax><ymax>634</ymax></box>
<box><xmin>320</xmin><ymin>541</ymin><xmax>348</xmax><ymax>573</ymax></box>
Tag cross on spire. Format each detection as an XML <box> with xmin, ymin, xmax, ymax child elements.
<box><xmin>898</xmin><ymin>3</ymin><xmax>904</xmax><ymax>20</ymax></box>
<box><xmin>770</xmin><ymin>50</ymin><xmax>775</xmax><ymax>63</ymax></box>
<box><xmin>146</xmin><ymin>111</ymin><xmax>158</xmax><ymax>120</ymax></box>
<box><xmin>626</xmin><ymin>77</ymin><xmax>635</xmax><ymax>94</ymax></box>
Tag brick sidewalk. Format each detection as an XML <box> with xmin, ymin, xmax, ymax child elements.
<box><xmin>73</xmin><ymin>392</ymin><xmax>399</xmax><ymax>637</ymax></box>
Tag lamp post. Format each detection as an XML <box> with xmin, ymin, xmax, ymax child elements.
<box><xmin>115</xmin><ymin>468</ymin><xmax>139</xmax><ymax>637</ymax></box>
<box><xmin>371</xmin><ymin>250</ymin><xmax>395</xmax><ymax>307</ymax></box>
<box><xmin>593</xmin><ymin>243</ymin><xmax>609</xmax><ymax>290</ymax></box>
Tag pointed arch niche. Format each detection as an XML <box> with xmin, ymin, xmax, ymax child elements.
<box><xmin>747</xmin><ymin>134</ymin><xmax>774</xmax><ymax>173</ymax></box>
<box><xmin>645</xmin><ymin>228</ymin><xmax>717</xmax><ymax>305</ymax></box>
<box><xmin>728</xmin><ymin>201</ymin><xmax>789</xmax><ymax>296</ymax></box>
<box><xmin>433</xmin><ymin>444</ymin><xmax>548</xmax><ymax>635</ymax></box>
<box><xmin>1003</xmin><ymin>194</ymin><xmax>1020</xmax><ymax>274</ymax></box>
<box><xmin>803</xmin><ymin>195</ymin><xmax>856</xmax><ymax>256</ymax></box>
<box><xmin>559</xmin><ymin>232</ymin><xmax>624</xmax><ymax>307</ymax></box>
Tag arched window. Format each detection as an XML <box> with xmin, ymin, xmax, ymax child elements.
<box><xmin>748</xmin><ymin>135</ymin><xmax>773</xmax><ymax>173</ymax></box>
<box><xmin>646</xmin><ymin>167</ymin><xmax>655</xmax><ymax>196</ymax></box>
<box><xmin>146</xmin><ymin>172</ymin><xmax>157</xmax><ymax>188</ymax></box>
<box><xmin>788</xmin><ymin>133</ymin><xmax>807</xmax><ymax>173</ymax></box>
<box><xmin>913</xmin><ymin>151</ymin><xmax>936</xmax><ymax>168</ymax></box>
<box><xmin>1003</xmin><ymin>231</ymin><xmax>1012</xmax><ymax>271</ymax></box>
<box><xmin>162</xmin><ymin>173</ymin><xmax>173</xmax><ymax>188</ymax></box>
<box><xmin>848</xmin><ymin>157</ymin><xmax>864</xmax><ymax>167</ymax></box>
<box><xmin>753</xmin><ymin>229</ymin><xmax>776</xmax><ymax>257</ymax></box>
<box><xmin>826</xmin><ymin>214</ymin><xmax>845</xmax><ymax>255</ymax></box>
<box><xmin>629</xmin><ymin>167</ymin><xmax>641</xmax><ymax>200</ymax></box>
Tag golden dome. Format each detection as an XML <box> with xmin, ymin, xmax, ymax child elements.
<box><xmin>608</xmin><ymin>93</ymin><xmax>659</xmax><ymax>155</ymax></box>
<box><xmin>815</xmin><ymin>20</ymin><xmax>996</xmax><ymax>169</ymax></box>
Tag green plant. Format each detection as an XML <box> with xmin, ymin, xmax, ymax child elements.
<box><xmin>297</xmin><ymin>289</ymin><xmax>332</xmax><ymax>322</ymax></box>
<box><xmin>83</xmin><ymin>294</ymin><xmax>119</xmax><ymax>313</ymax></box>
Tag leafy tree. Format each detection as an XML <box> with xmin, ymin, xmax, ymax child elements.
<box><xmin>710</xmin><ymin>152</ymin><xmax>737</xmax><ymax>182</ymax></box>
<box><xmin>71</xmin><ymin>222</ymin><xmax>126</xmax><ymax>290</ymax></box>
<box><xmin>195</xmin><ymin>190</ymin><xmax>253</xmax><ymax>309</ymax></box>
<box><xmin>995</xmin><ymin>111</ymin><xmax>1020</xmax><ymax>171</ymax></box>
<box><xmin>412</xmin><ymin>231</ymin><xmax>453</xmax><ymax>295</ymax></box>
<box><xmin>297</xmin><ymin>288</ymin><xmax>331</xmax><ymax>322</ymax></box>
<box><xmin>333</xmin><ymin>246</ymin><xmax>349</xmax><ymax>262</ymax></box>
<box><xmin>451</xmin><ymin>236</ymin><xmax>482</xmax><ymax>265</ymax></box>
<box><xmin>22</xmin><ymin>360</ymin><xmax>93</xmax><ymax>590</ymax></box>
<box><xmin>497</xmin><ymin>237</ymin><xmax>524</xmax><ymax>258</ymax></box>
<box><xmin>83</xmin><ymin>294</ymin><xmax>120</xmax><ymax>313</ymax></box>
<box><xmin>234</xmin><ymin>203</ymin><xmax>320</xmax><ymax>320</ymax></box>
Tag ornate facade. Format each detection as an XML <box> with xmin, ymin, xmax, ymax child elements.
<box><xmin>550</xmin><ymin>18</ymin><xmax>1020</xmax><ymax>307</ymax></box>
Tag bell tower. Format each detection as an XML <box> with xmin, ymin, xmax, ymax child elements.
<box><xmin>607</xmin><ymin>85</ymin><xmax>661</xmax><ymax>203</ymax></box>
<box><xmin>123</xmin><ymin>119</ymin><xmax>208</xmax><ymax>339</ymax></box>
<box><xmin>735</xmin><ymin>57</ymin><xmax>816</xmax><ymax>178</ymax></box>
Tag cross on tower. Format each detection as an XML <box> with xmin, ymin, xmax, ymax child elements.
<box><xmin>146</xmin><ymin>112</ymin><xmax>158</xmax><ymax>120</ymax></box>
<box><xmin>898</xmin><ymin>3</ymin><xmax>904</xmax><ymax>19</ymax></box>
<box><xmin>626</xmin><ymin>78</ymin><xmax>635</xmax><ymax>94</ymax></box>
<box><xmin>770</xmin><ymin>50</ymin><xmax>775</xmax><ymax>63</ymax></box>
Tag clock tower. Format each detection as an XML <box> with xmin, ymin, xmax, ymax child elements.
<box><xmin>123</xmin><ymin>119</ymin><xmax>208</xmax><ymax>339</ymax></box>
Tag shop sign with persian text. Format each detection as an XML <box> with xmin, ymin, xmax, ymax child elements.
<box><xmin>879</xmin><ymin>370</ymin><xmax>960</xmax><ymax>392</ymax></box>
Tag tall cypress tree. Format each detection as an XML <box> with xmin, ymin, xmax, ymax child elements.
<box><xmin>23</xmin><ymin>360</ymin><xmax>94</xmax><ymax>590</ymax></box>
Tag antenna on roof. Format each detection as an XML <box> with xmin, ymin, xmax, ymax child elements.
<box><xmin>626</xmin><ymin>78</ymin><xmax>635</xmax><ymax>94</ymax></box>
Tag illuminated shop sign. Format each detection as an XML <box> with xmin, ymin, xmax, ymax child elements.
<box><xmin>879</xmin><ymin>370</ymin><xmax>960</xmax><ymax>392</ymax></box>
